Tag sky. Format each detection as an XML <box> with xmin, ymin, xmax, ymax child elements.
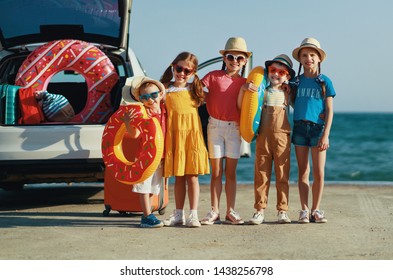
<box><xmin>128</xmin><ymin>0</ymin><xmax>393</xmax><ymax>113</ymax></box>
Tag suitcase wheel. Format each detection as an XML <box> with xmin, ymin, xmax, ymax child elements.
<box><xmin>103</xmin><ymin>205</ymin><xmax>111</xmax><ymax>216</ymax></box>
<box><xmin>158</xmin><ymin>207</ymin><xmax>166</xmax><ymax>215</ymax></box>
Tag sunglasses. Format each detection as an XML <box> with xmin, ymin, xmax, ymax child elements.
<box><xmin>225</xmin><ymin>54</ymin><xmax>246</xmax><ymax>63</ymax></box>
<box><xmin>139</xmin><ymin>91</ymin><xmax>160</xmax><ymax>102</ymax></box>
<box><xmin>174</xmin><ymin>65</ymin><xmax>194</xmax><ymax>76</ymax></box>
<box><xmin>268</xmin><ymin>66</ymin><xmax>289</xmax><ymax>77</ymax></box>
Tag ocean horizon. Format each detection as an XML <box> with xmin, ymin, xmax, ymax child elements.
<box><xmin>191</xmin><ymin>112</ymin><xmax>393</xmax><ymax>186</ymax></box>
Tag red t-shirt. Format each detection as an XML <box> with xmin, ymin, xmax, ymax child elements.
<box><xmin>201</xmin><ymin>70</ymin><xmax>246</xmax><ymax>122</ymax></box>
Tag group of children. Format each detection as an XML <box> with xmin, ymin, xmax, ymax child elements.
<box><xmin>123</xmin><ymin>36</ymin><xmax>336</xmax><ymax>228</ymax></box>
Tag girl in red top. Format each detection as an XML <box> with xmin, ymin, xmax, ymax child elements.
<box><xmin>200</xmin><ymin>37</ymin><xmax>252</xmax><ymax>225</ymax></box>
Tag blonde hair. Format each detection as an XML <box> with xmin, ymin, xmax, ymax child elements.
<box><xmin>160</xmin><ymin>52</ymin><xmax>204</xmax><ymax>107</ymax></box>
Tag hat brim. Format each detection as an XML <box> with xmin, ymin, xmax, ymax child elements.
<box><xmin>121</xmin><ymin>77</ymin><xmax>136</xmax><ymax>104</ymax></box>
<box><xmin>122</xmin><ymin>76</ymin><xmax>166</xmax><ymax>104</ymax></box>
<box><xmin>219</xmin><ymin>49</ymin><xmax>252</xmax><ymax>57</ymax></box>
<box><xmin>292</xmin><ymin>46</ymin><xmax>326</xmax><ymax>62</ymax></box>
<box><xmin>265</xmin><ymin>60</ymin><xmax>296</xmax><ymax>79</ymax></box>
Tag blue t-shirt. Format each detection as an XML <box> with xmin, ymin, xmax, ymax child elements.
<box><xmin>293</xmin><ymin>74</ymin><xmax>336</xmax><ymax>124</ymax></box>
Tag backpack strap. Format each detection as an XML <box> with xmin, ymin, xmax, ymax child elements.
<box><xmin>291</xmin><ymin>74</ymin><xmax>326</xmax><ymax>103</ymax></box>
<box><xmin>288</xmin><ymin>76</ymin><xmax>299</xmax><ymax>105</ymax></box>
<box><xmin>316</xmin><ymin>74</ymin><xmax>326</xmax><ymax>99</ymax></box>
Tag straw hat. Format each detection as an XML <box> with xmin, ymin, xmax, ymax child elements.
<box><xmin>219</xmin><ymin>37</ymin><xmax>252</xmax><ymax>57</ymax></box>
<box><xmin>122</xmin><ymin>76</ymin><xmax>166</xmax><ymax>103</ymax></box>
<box><xmin>292</xmin><ymin>37</ymin><xmax>326</xmax><ymax>62</ymax></box>
<box><xmin>265</xmin><ymin>54</ymin><xmax>296</xmax><ymax>78</ymax></box>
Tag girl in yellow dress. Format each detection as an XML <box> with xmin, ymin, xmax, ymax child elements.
<box><xmin>160</xmin><ymin>52</ymin><xmax>210</xmax><ymax>227</ymax></box>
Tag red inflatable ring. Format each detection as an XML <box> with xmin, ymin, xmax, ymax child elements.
<box><xmin>101</xmin><ymin>104</ymin><xmax>164</xmax><ymax>185</ymax></box>
<box><xmin>15</xmin><ymin>39</ymin><xmax>119</xmax><ymax>123</ymax></box>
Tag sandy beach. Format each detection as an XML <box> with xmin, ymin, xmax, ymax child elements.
<box><xmin>0</xmin><ymin>183</ymin><xmax>392</xmax><ymax>260</ymax></box>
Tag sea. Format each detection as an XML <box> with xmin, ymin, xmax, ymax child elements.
<box><xmin>195</xmin><ymin>112</ymin><xmax>393</xmax><ymax>185</ymax></box>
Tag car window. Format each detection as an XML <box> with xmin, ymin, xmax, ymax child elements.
<box><xmin>50</xmin><ymin>71</ymin><xmax>85</xmax><ymax>83</ymax></box>
<box><xmin>0</xmin><ymin>0</ymin><xmax>121</xmax><ymax>48</ymax></box>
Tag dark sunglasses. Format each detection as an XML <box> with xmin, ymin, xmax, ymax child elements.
<box><xmin>139</xmin><ymin>91</ymin><xmax>160</xmax><ymax>102</ymax></box>
<box><xmin>174</xmin><ymin>64</ymin><xmax>194</xmax><ymax>76</ymax></box>
<box><xmin>225</xmin><ymin>54</ymin><xmax>246</xmax><ymax>63</ymax></box>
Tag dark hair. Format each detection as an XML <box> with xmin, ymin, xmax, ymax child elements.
<box><xmin>296</xmin><ymin>48</ymin><xmax>322</xmax><ymax>77</ymax></box>
<box><xmin>160</xmin><ymin>52</ymin><xmax>204</xmax><ymax>107</ymax></box>
<box><xmin>296</xmin><ymin>62</ymin><xmax>321</xmax><ymax>77</ymax></box>
<box><xmin>221</xmin><ymin>58</ymin><xmax>247</xmax><ymax>77</ymax></box>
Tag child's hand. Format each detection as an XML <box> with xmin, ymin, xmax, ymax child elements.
<box><xmin>318</xmin><ymin>134</ymin><xmax>330</xmax><ymax>151</ymax></box>
<box><xmin>34</xmin><ymin>90</ymin><xmax>45</xmax><ymax>100</ymax></box>
<box><xmin>124</xmin><ymin>108</ymin><xmax>142</xmax><ymax>123</ymax></box>
<box><xmin>124</xmin><ymin>108</ymin><xmax>142</xmax><ymax>138</ymax></box>
<box><xmin>242</xmin><ymin>81</ymin><xmax>258</xmax><ymax>93</ymax></box>
<box><xmin>281</xmin><ymin>83</ymin><xmax>290</xmax><ymax>95</ymax></box>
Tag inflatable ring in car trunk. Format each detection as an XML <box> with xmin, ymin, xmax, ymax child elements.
<box><xmin>15</xmin><ymin>39</ymin><xmax>119</xmax><ymax>123</ymax></box>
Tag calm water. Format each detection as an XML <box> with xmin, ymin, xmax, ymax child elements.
<box><xmin>195</xmin><ymin>112</ymin><xmax>393</xmax><ymax>185</ymax></box>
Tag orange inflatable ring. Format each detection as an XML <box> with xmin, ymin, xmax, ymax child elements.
<box><xmin>101</xmin><ymin>104</ymin><xmax>164</xmax><ymax>185</ymax></box>
<box><xmin>15</xmin><ymin>39</ymin><xmax>119</xmax><ymax>123</ymax></box>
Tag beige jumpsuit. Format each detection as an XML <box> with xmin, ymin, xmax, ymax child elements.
<box><xmin>253</xmin><ymin>95</ymin><xmax>291</xmax><ymax>211</ymax></box>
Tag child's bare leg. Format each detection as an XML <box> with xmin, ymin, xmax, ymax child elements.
<box><xmin>174</xmin><ymin>176</ymin><xmax>186</xmax><ymax>210</ymax></box>
<box><xmin>209</xmin><ymin>158</ymin><xmax>223</xmax><ymax>213</ymax></box>
<box><xmin>224</xmin><ymin>157</ymin><xmax>238</xmax><ymax>214</ymax></box>
<box><xmin>311</xmin><ymin>148</ymin><xmax>326</xmax><ymax>211</ymax></box>
<box><xmin>295</xmin><ymin>146</ymin><xmax>311</xmax><ymax>210</ymax></box>
<box><xmin>187</xmin><ymin>174</ymin><xmax>200</xmax><ymax>210</ymax></box>
<box><xmin>139</xmin><ymin>193</ymin><xmax>151</xmax><ymax>217</ymax></box>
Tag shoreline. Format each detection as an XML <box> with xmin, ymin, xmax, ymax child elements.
<box><xmin>191</xmin><ymin>180</ymin><xmax>393</xmax><ymax>187</ymax></box>
<box><xmin>23</xmin><ymin>180</ymin><xmax>393</xmax><ymax>189</ymax></box>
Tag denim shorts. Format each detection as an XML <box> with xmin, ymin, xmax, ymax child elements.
<box><xmin>207</xmin><ymin>117</ymin><xmax>241</xmax><ymax>159</ymax></box>
<box><xmin>291</xmin><ymin>120</ymin><xmax>324</xmax><ymax>147</ymax></box>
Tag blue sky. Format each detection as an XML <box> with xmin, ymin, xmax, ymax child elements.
<box><xmin>129</xmin><ymin>0</ymin><xmax>392</xmax><ymax>113</ymax></box>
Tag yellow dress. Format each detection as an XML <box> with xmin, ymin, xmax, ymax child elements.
<box><xmin>164</xmin><ymin>85</ymin><xmax>210</xmax><ymax>177</ymax></box>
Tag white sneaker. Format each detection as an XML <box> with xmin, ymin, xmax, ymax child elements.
<box><xmin>249</xmin><ymin>211</ymin><xmax>264</xmax><ymax>225</ymax></box>
<box><xmin>298</xmin><ymin>210</ymin><xmax>310</xmax><ymax>224</ymax></box>
<box><xmin>200</xmin><ymin>210</ymin><xmax>220</xmax><ymax>225</ymax></box>
<box><xmin>311</xmin><ymin>209</ymin><xmax>327</xmax><ymax>223</ymax></box>
<box><xmin>163</xmin><ymin>210</ymin><xmax>185</xmax><ymax>227</ymax></box>
<box><xmin>224</xmin><ymin>210</ymin><xmax>244</xmax><ymax>225</ymax></box>
<box><xmin>186</xmin><ymin>214</ymin><xmax>201</xmax><ymax>228</ymax></box>
<box><xmin>277</xmin><ymin>211</ymin><xmax>291</xmax><ymax>224</ymax></box>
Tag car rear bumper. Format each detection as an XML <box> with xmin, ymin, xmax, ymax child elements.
<box><xmin>0</xmin><ymin>159</ymin><xmax>105</xmax><ymax>184</ymax></box>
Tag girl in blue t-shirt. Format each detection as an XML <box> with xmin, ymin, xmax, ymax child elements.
<box><xmin>291</xmin><ymin>38</ymin><xmax>336</xmax><ymax>224</ymax></box>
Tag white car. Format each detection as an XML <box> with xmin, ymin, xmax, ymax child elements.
<box><xmin>0</xmin><ymin>0</ymin><xmax>145</xmax><ymax>190</ymax></box>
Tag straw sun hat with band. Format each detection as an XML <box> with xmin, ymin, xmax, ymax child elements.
<box><xmin>219</xmin><ymin>37</ymin><xmax>251</xmax><ymax>76</ymax></box>
<box><xmin>122</xmin><ymin>76</ymin><xmax>166</xmax><ymax>104</ymax></box>
<box><xmin>292</xmin><ymin>37</ymin><xmax>326</xmax><ymax>62</ymax></box>
<box><xmin>219</xmin><ymin>37</ymin><xmax>252</xmax><ymax>57</ymax></box>
<box><xmin>291</xmin><ymin>38</ymin><xmax>328</xmax><ymax>100</ymax></box>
